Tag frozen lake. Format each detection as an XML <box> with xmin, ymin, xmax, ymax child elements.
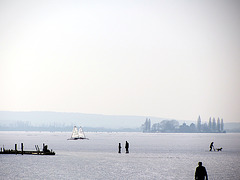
<box><xmin>0</xmin><ymin>132</ymin><xmax>240</xmax><ymax>179</ymax></box>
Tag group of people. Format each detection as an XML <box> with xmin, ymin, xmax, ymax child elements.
<box><xmin>117</xmin><ymin>141</ymin><xmax>210</xmax><ymax>180</ymax></box>
<box><xmin>118</xmin><ymin>141</ymin><xmax>129</xmax><ymax>154</ymax></box>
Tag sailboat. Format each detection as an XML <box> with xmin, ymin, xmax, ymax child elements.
<box><xmin>68</xmin><ymin>126</ymin><xmax>88</xmax><ymax>140</ymax></box>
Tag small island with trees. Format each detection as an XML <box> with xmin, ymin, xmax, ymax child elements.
<box><xmin>142</xmin><ymin>116</ymin><xmax>226</xmax><ymax>133</ymax></box>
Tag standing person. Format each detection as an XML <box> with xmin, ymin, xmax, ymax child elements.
<box><xmin>195</xmin><ymin>162</ymin><xmax>208</xmax><ymax>180</ymax></box>
<box><xmin>209</xmin><ymin>142</ymin><xmax>214</xmax><ymax>151</ymax></box>
<box><xmin>125</xmin><ymin>141</ymin><xmax>129</xmax><ymax>153</ymax></box>
<box><xmin>118</xmin><ymin>143</ymin><xmax>121</xmax><ymax>153</ymax></box>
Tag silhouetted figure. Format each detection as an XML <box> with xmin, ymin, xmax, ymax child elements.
<box><xmin>195</xmin><ymin>162</ymin><xmax>208</xmax><ymax>180</ymax></box>
<box><xmin>43</xmin><ymin>144</ymin><xmax>50</xmax><ymax>153</ymax></box>
<box><xmin>125</xmin><ymin>141</ymin><xmax>129</xmax><ymax>153</ymax></box>
<box><xmin>209</xmin><ymin>142</ymin><xmax>214</xmax><ymax>151</ymax></box>
<box><xmin>118</xmin><ymin>143</ymin><xmax>121</xmax><ymax>153</ymax></box>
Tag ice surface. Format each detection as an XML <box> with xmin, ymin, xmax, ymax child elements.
<box><xmin>0</xmin><ymin>132</ymin><xmax>240</xmax><ymax>179</ymax></box>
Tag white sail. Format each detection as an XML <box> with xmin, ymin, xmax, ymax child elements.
<box><xmin>68</xmin><ymin>125</ymin><xmax>88</xmax><ymax>140</ymax></box>
<box><xmin>71</xmin><ymin>126</ymin><xmax>79</xmax><ymax>139</ymax></box>
<box><xmin>78</xmin><ymin>126</ymin><xmax>86</xmax><ymax>139</ymax></box>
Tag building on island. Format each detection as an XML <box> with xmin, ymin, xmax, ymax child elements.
<box><xmin>142</xmin><ymin>116</ymin><xmax>225</xmax><ymax>133</ymax></box>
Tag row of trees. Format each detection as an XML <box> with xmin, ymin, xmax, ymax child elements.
<box><xmin>142</xmin><ymin>116</ymin><xmax>225</xmax><ymax>133</ymax></box>
<box><xmin>142</xmin><ymin>118</ymin><xmax>181</xmax><ymax>133</ymax></box>
<box><xmin>197</xmin><ymin>116</ymin><xmax>225</xmax><ymax>133</ymax></box>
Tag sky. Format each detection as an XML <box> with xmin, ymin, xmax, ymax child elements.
<box><xmin>0</xmin><ymin>0</ymin><xmax>240</xmax><ymax>123</ymax></box>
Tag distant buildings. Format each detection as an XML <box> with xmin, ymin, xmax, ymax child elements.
<box><xmin>142</xmin><ymin>116</ymin><xmax>225</xmax><ymax>133</ymax></box>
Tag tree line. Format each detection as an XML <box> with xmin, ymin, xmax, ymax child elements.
<box><xmin>142</xmin><ymin>116</ymin><xmax>225</xmax><ymax>133</ymax></box>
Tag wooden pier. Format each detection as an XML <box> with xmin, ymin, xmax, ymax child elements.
<box><xmin>0</xmin><ymin>143</ymin><xmax>55</xmax><ymax>155</ymax></box>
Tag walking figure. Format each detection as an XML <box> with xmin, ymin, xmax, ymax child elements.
<box><xmin>118</xmin><ymin>143</ymin><xmax>121</xmax><ymax>153</ymax></box>
<box><xmin>209</xmin><ymin>142</ymin><xmax>214</xmax><ymax>151</ymax></box>
<box><xmin>195</xmin><ymin>162</ymin><xmax>208</xmax><ymax>180</ymax></box>
<box><xmin>125</xmin><ymin>141</ymin><xmax>129</xmax><ymax>153</ymax></box>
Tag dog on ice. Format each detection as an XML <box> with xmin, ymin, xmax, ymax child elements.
<box><xmin>216</xmin><ymin>148</ymin><xmax>222</xmax><ymax>151</ymax></box>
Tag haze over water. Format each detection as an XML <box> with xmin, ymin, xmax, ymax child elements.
<box><xmin>1</xmin><ymin>0</ymin><xmax>240</xmax><ymax>123</ymax></box>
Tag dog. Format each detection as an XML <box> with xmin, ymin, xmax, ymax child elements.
<box><xmin>216</xmin><ymin>148</ymin><xmax>222</xmax><ymax>151</ymax></box>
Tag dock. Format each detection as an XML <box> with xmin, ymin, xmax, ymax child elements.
<box><xmin>0</xmin><ymin>143</ymin><xmax>55</xmax><ymax>155</ymax></box>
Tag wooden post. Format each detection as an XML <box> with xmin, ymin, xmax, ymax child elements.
<box><xmin>21</xmin><ymin>143</ymin><xmax>23</xmax><ymax>155</ymax></box>
<box><xmin>15</xmin><ymin>144</ymin><xmax>17</xmax><ymax>154</ymax></box>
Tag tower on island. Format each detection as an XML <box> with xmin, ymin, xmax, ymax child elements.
<box><xmin>142</xmin><ymin>118</ymin><xmax>151</xmax><ymax>133</ymax></box>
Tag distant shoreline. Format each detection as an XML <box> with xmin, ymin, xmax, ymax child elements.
<box><xmin>0</xmin><ymin>111</ymin><xmax>240</xmax><ymax>132</ymax></box>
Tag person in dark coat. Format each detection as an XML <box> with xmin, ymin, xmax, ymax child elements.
<box><xmin>125</xmin><ymin>141</ymin><xmax>129</xmax><ymax>153</ymax></box>
<box><xmin>118</xmin><ymin>143</ymin><xmax>121</xmax><ymax>153</ymax></box>
<box><xmin>195</xmin><ymin>162</ymin><xmax>208</xmax><ymax>180</ymax></box>
<box><xmin>209</xmin><ymin>142</ymin><xmax>214</xmax><ymax>151</ymax></box>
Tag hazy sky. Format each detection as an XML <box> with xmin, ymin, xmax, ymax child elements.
<box><xmin>0</xmin><ymin>0</ymin><xmax>239</xmax><ymax>123</ymax></box>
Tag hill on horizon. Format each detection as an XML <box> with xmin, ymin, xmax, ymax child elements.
<box><xmin>0</xmin><ymin>111</ymin><xmax>172</xmax><ymax>129</ymax></box>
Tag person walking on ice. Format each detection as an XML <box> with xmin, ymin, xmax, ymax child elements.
<box><xmin>118</xmin><ymin>143</ymin><xmax>121</xmax><ymax>153</ymax></box>
<box><xmin>125</xmin><ymin>141</ymin><xmax>129</xmax><ymax>153</ymax></box>
<box><xmin>209</xmin><ymin>142</ymin><xmax>214</xmax><ymax>151</ymax></box>
<box><xmin>195</xmin><ymin>162</ymin><xmax>208</xmax><ymax>180</ymax></box>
